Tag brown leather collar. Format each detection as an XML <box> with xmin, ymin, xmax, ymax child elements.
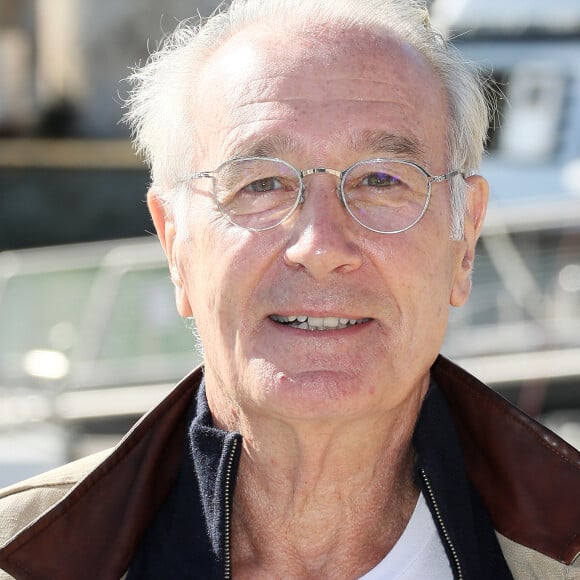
<box><xmin>432</xmin><ymin>355</ymin><xmax>580</xmax><ymax>564</ymax></box>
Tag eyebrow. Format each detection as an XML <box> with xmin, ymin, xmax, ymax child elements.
<box><xmin>348</xmin><ymin>130</ymin><xmax>427</xmax><ymax>162</ymax></box>
<box><xmin>227</xmin><ymin>130</ymin><xmax>427</xmax><ymax>164</ymax></box>
<box><xmin>228</xmin><ymin>134</ymin><xmax>302</xmax><ymax>160</ymax></box>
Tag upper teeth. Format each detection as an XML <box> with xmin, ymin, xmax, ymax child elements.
<box><xmin>270</xmin><ymin>315</ymin><xmax>369</xmax><ymax>330</ymax></box>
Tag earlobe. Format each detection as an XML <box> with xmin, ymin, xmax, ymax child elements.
<box><xmin>147</xmin><ymin>188</ymin><xmax>194</xmax><ymax>317</ymax></box>
<box><xmin>450</xmin><ymin>175</ymin><xmax>489</xmax><ymax>307</ymax></box>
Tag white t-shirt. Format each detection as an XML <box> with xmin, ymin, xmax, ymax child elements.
<box><xmin>358</xmin><ymin>492</ymin><xmax>454</xmax><ymax>579</ymax></box>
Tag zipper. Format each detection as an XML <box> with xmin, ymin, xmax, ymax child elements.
<box><xmin>223</xmin><ymin>437</ymin><xmax>239</xmax><ymax>580</ymax></box>
<box><xmin>420</xmin><ymin>468</ymin><xmax>463</xmax><ymax>580</ymax></box>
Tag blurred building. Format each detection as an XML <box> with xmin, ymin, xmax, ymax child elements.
<box><xmin>0</xmin><ymin>0</ymin><xmax>221</xmax><ymax>251</ymax></box>
<box><xmin>432</xmin><ymin>0</ymin><xmax>580</xmax><ymax>442</ymax></box>
<box><xmin>0</xmin><ymin>0</ymin><xmax>220</xmax><ymax>136</ymax></box>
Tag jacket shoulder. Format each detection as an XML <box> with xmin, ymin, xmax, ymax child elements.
<box><xmin>0</xmin><ymin>449</ymin><xmax>111</xmax><ymax>548</ymax></box>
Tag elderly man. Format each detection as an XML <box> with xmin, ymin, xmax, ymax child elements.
<box><xmin>1</xmin><ymin>0</ymin><xmax>578</xmax><ymax>578</ymax></box>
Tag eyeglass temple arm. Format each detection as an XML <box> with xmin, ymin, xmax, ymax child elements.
<box><xmin>430</xmin><ymin>170</ymin><xmax>462</xmax><ymax>184</ymax></box>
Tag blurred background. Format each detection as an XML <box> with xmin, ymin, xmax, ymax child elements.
<box><xmin>0</xmin><ymin>0</ymin><xmax>579</xmax><ymax>486</ymax></box>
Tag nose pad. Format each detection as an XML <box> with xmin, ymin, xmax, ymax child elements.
<box><xmin>336</xmin><ymin>185</ymin><xmax>347</xmax><ymax>208</ymax></box>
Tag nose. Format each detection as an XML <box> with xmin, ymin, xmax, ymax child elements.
<box><xmin>283</xmin><ymin>174</ymin><xmax>363</xmax><ymax>278</ymax></box>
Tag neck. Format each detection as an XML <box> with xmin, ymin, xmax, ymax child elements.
<box><xmin>206</xmin><ymin>381</ymin><xmax>427</xmax><ymax>579</ymax></box>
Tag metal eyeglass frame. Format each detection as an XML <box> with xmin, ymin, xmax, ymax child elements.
<box><xmin>177</xmin><ymin>156</ymin><xmax>461</xmax><ymax>234</ymax></box>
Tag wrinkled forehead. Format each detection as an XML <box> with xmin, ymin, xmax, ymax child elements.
<box><xmin>200</xmin><ymin>23</ymin><xmax>441</xmax><ymax>100</ymax></box>
<box><xmin>190</xmin><ymin>23</ymin><xmax>448</xmax><ymax>167</ymax></box>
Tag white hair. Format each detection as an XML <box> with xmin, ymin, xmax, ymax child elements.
<box><xmin>124</xmin><ymin>0</ymin><xmax>490</xmax><ymax>239</ymax></box>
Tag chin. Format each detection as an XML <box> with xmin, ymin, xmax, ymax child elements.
<box><xmin>252</xmin><ymin>367</ymin><xmax>388</xmax><ymax>421</ymax></box>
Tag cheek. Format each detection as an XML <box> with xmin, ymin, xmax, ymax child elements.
<box><xmin>393</xmin><ymin>248</ymin><xmax>453</xmax><ymax>359</ymax></box>
<box><xmin>177</xmin><ymin>218</ymin><xmax>277</xmax><ymax>324</ymax></box>
<box><xmin>370</xmin><ymin>230</ymin><xmax>455</xmax><ymax>313</ymax></box>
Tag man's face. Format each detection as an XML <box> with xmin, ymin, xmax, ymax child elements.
<box><xmin>152</xmin><ymin>25</ymin><xmax>487</xmax><ymax>424</ymax></box>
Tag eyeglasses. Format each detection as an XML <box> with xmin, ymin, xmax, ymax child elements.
<box><xmin>178</xmin><ymin>157</ymin><xmax>461</xmax><ymax>234</ymax></box>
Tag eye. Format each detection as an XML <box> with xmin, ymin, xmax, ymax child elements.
<box><xmin>361</xmin><ymin>172</ymin><xmax>401</xmax><ymax>187</ymax></box>
<box><xmin>243</xmin><ymin>177</ymin><xmax>284</xmax><ymax>193</ymax></box>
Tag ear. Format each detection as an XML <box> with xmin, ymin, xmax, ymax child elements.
<box><xmin>450</xmin><ymin>175</ymin><xmax>489</xmax><ymax>307</ymax></box>
<box><xmin>147</xmin><ymin>187</ymin><xmax>193</xmax><ymax>317</ymax></box>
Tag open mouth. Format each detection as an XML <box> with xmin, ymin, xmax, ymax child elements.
<box><xmin>269</xmin><ymin>315</ymin><xmax>371</xmax><ymax>331</ymax></box>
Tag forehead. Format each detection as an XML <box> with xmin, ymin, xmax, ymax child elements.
<box><xmin>193</xmin><ymin>24</ymin><xmax>448</xmax><ymax>167</ymax></box>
